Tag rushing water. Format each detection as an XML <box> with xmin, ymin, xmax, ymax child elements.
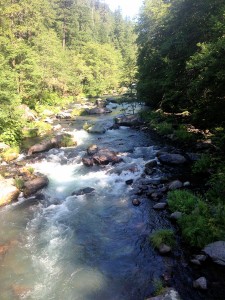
<box><xmin>0</xmin><ymin>102</ymin><xmax>213</xmax><ymax>300</ymax></box>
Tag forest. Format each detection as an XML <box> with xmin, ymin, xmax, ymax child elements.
<box><xmin>0</xmin><ymin>0</ymin><xmax>137</xmax><ymax>146</ymax></box>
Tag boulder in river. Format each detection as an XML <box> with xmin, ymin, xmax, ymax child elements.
<box><xmin>153</xmin><ymin>203</ymin><xmax>167</xmax><ymax>210</ymax></box>
<box><xmin>87</xmin><ymin>123</ymin><xmax>106</xmax><ymax>134</ymax></box>
<box><xmin>82</xmin><ymin>156</ymin><xmax>94</xmax><ymax>167</ymax></box>
<box><xmin>203</xmin><ymin>241</ymin><xmax>225</xmax><ymax>266</ymax></box>
<box><xmin>72</xmin><ymin>187</ymin><xmax>95</xmax><ymax>196</ymax></box>
<box><xmin>28</xmin><ymin>134</ymin><xmax>76</xmax><ymax>155</ymax></box>
<box><xmin>132</xmin><ymin>199</ymin><xmax>141</xmax><ymax>206</ymax></box>
<box><xmin>0</xmin><ymin>179</ymin><xmax>20</xmax><ymax>207</ymax></box>
<box><xmin>158</xmin><ymin>153</ymin><xmax>187</xmax><ymax>165</ymax></box>
<box><xmin>115</xmin><ymin>114</ymin><xmax>141</xmax><ymax>127</ymax></box>
<box><xmin>86</xmin><ymin>107</ymin><xmax>112</xmax><ymax>114</ymax></box>
<box><xmin>23</xmin><ymin>176</ymin><xmax>49</xmax><ymax>197</ymax></box>
<box><xmin>83</xmin><ymin>147</ymin><xmax>122</xmax><ymax>167</ymax></box>
<box><xmin>87</xmin><ymin>144</ymin><xmax>98</xmax><ymax>155</ymax></box>
<box><xmin>93</xmin><ymin>148</ymin><xmax>122</xmax><ymax>165</ymax></box>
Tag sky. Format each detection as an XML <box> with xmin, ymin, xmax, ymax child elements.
<box><xmin>104</xmin><ymin>0</ymin><xmax>143</xmax><ymax>18</ymax></box>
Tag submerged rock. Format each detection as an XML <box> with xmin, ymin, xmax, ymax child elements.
<box><xmin>132</xmin><ymin>199</ymin><xmax>141</xmax><ymax>206</ymax></box>
<box><xmin>72</xmin><ymin>187</ymin><xmax>95</xmax><ymax>196</ymax></box>
<box><xmin>203</xmin><ymin>241</ymin><xmax>225</xmax><ymax>266</ymax></box>
<box><xmin>23</xmin><ymin>176</ymin><xmax>49</xmax><ymax>197</ymax></box>
<box><xmin>153</xmin><ymin>203</ymin><xmax>167</xmax><ymax>210</ymax></box>
<box><xmin>0</xmin><ymin>179</ymin><xmax>20</xmax><ymax>207</ymax></box>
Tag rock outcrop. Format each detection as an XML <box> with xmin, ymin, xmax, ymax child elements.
<box><xmin>23</xmin><ymin>176</ymin><xmax>49</xmax><ymax>197</ymax></box>
<box><xmin>203</xmin><ymin>241</ymin><xmax>225</xmax><ymax>266</ymax></box>
<box><xmin>0</xmin><ymin>179</ymin><xmax>20</xmax><ymax>207</ymax></box>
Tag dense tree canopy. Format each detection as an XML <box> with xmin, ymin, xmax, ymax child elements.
<box><xmin>136</xmin><ymin>0</ymin><xmax>225</xmax><ymax>127</ymax></box>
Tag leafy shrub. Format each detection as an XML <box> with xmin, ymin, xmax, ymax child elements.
<box><xmin>153</xmin><ymin>278</ymin><xmax>165</xmax><ymax>296</ymax></box>
<box><xmin>60</xmin><ymin>134</ymin><xmax>76</xmax><ymax>147</ymax></box>
<box><xmin>150</xmin><ymin>229</ymin><xmax>176</xmax><ymax>249</ymax></box>
<box><xmin>192</xmin><ymin>154</ymin><xmax>211</xmax><ymax>174</ymax></box>
<box><xmin>14</xmin><ymin>176</ymin><xmax>24</xmax><ymax>190</ymax></box>
<box><xmin>178</xmin><ymin>214</ymin><xmax>214</xmax><ymax>248</ymax></box>
<box><xmin>174</xmin><ymin>125</ymin><xmax>196</xmax><ymax>143</ymax></box>
<box><xmin>155</xmin><ymin>121</ymin><xmax>173</xmax><ymax>135</ymax></box>
<box><xmin>1</xmin><ymin>147</ymin><xmax>20</xmax><ymax>162</ymax></box>
<box><xmin>206</xmin><ymin>170</ymin><xmax>225</xmax><ymax>204</ymax></box>
<box><xmin>71</xmin><ymin>108</ymin><xmax>87</xmax><ymax>116</ymax></box>
<box><xmin>167</xmin><ymin>190</ymin><xmax>200</xmax><ymax>214</ymax></box>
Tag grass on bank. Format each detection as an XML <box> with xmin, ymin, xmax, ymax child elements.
<box><xmin>150</xmin><ymin>229</ymin><xmax>176</xmax><ymax>249</ymax></box>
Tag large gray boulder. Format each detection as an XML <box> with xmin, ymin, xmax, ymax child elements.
<box><xmin>115</xmin><ymin>114</ymin><xmax>141</xmax><ymax>127</ymax></box>
<box><xmin>158</xmin><ymin>153</ymin><xmax>187</xmax><ymax>165</ymax></box>
<box><xmin>0</xmin><ymin>179</ymin><xmax>20</xmax><ymax>207</ymax></box>
<box><xmin>87</xmin><ymin>123</ymin><xmax>106</xmax><ymax>134</ymax></box>
<box><xmin>203</xmin><ymin>241</ymin><xmax>225</xmax><ymax>266</ymax></box>
<box><xmin>18</xmin><ymin>104</ymin><xmax>37</xmax><ymax>121</ymax></box>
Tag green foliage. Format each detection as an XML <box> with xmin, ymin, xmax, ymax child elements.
<box><xmin>150</xmin><ymin>229</ymin><xmax>176</xmax><ymax>249</ymax></box>
<box><xmin>168</xmin><ymin>190</ymin><xmax>200</xmax><ymax>214</ymax></box>
<box><xmin>155</xmin><ymin>121</ymin><xmax>173</xmax><ymax>135</ymax></box>
<box><xmin>60</xmin><ymin>134</ymin><xmax>76</xmax><ymax>147</ymax></box>
<box><xmin>23</xmin><ymin>121</ymin><xmax>52</xmax><ymax>137</ymax></box>
<box><xmin>26</xmin><ymin>166</ymin><xmax>34</xmax><ymax>174</ymax></box>
<box><xmin>71</xmin><ymin>108</ymin><xmax>87</xmax><ymax>117</ymax></box>
<box><xmin>14</xmin><ymin>177</ymin><xmax>25</xmax><ymax>190</ymax></box>
<box><xmin>192</xmin><ymin>154</ymin><xmax>212</xmax><ymax>174</ymax></box>
<box><xmin>153</xmin><ymin>278</ymin><xmax>165</xmax><ymax>296</ymax></box>
<box><xmin>174</xmin><ymin>126</ymin><xmax>196</xmax><ymax>143</ymax></box>
<box><xmin>83</xmin><ymin>122</ymin><xmax>92</xmax><ymax>131</ymax></box>
<box><xmin>1</xmin><ymin>147</ymin><xmax>20</xmax><ymax>162</ymax></box>
<box><xmin>207</xmin><ymin>170</ymin><xmax>225</xmax><ymax>205</ymax></box>
<box><xmin>178</xmin><ymin>213</ymin><xmax>214</xmax><ymax>248</ymax></box>
<box><xmin>136</xmin><ymin>0</ymin><xmax>225</xmax><ymax>123</ymax></box>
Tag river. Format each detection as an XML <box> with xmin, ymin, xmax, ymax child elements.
<box><xmin>0</xmin><ymin>101</ymin><xmax>214</xmax><ymax>299</ymax></box>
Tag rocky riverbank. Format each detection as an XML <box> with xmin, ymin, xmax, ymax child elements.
<box><xmin>0</xmin><ymin>98</ymin><xmax>224</xmax><ymax>299</ymax></box>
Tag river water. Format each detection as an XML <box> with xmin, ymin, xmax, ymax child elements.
<box><xmin>0</xmin><ymin>102</ymin><xmax>211</xmax><ymax>299</ymax></box>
